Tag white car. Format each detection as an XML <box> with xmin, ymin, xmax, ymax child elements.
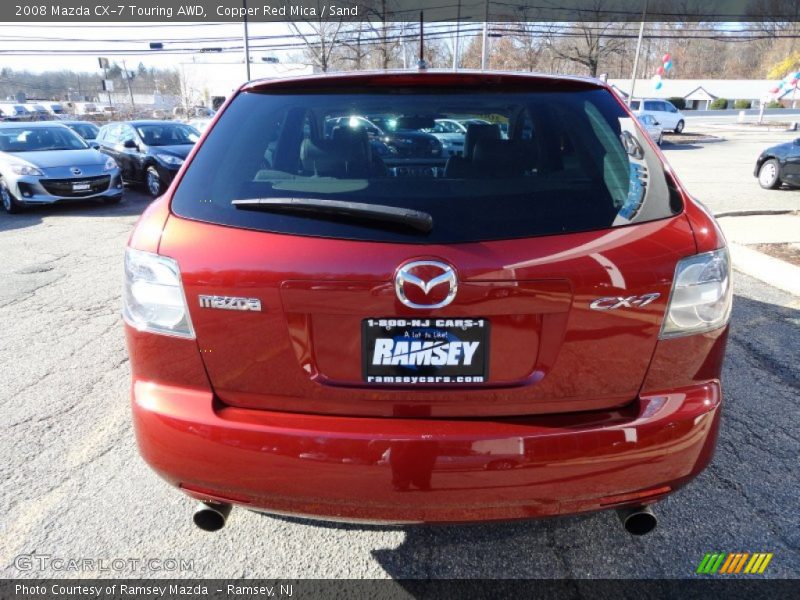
<box><xmin>425</xmin><ymin>119</ymin><xmax>467</xmax><ymax>157</ymax></box>
<box><xmin>631</xmin><ymin>99</ymin><xmax>685</xmax><ymax>134</ymax></box>
<box><xmin>637</xmin><ymin>114</ymin><xmax>664</xmax><ymax>146</ymax></box>
<box><xmin>188</xmin><ymin>118</ymin><xmax>213</xmax><ymax>133</ymax></box>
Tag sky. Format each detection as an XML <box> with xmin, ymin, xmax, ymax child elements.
<box><xmin>0</xmin><ymin>22</ymin><xmax>296</xmax><ymax>73</ymax></box>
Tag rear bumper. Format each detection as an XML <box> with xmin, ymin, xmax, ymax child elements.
<box><xmin>133</xmin><ymin>381</ymin><xmax>721</xmax><ymax>524</ymax></box>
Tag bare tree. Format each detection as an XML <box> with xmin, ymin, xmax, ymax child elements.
<box><xmin>289</xmin><ymin>3</ymin><xmax>346</xmax><ymax>73</ymax></box>
<box><xmin>546</xmin><ymin>21</ymin><xmax>629</xmax><ymax>77</ymax></box>
<box><xmin>339</xmin><ymin>21</ymin><xmax>372</xmax><ymax>70</ymax></box>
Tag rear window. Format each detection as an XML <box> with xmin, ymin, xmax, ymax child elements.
<box><xmin>171</xmin><ymin>85</ymin><xmax>681</xmax><ymax>244</ymax></box>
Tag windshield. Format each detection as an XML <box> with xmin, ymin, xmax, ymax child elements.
<box><xmin>67</xmin><ymin>123</ymin><xmax>100</xmax><ymax>140</ymax></box>
<box><xmin>135</xmin><ymin>123</ymin><xmax>199</xmax><ymax>146</ymax></box>
<box><xmin>171</xmin><ymin>86</ymin><xmax>681</xmax><ymax>244</ymax></box>
<box><xmin>0</xmin><ymin>126</ymin><xmax>88</xmax><ymax>152</ymax></box>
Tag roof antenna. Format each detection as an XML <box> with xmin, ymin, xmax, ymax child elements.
<box><xmin>417</xmin><ymin>11</ymin><xmax>427</xmax><ymax>70</ymax></box>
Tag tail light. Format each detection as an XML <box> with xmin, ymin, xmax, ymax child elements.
<box><xmin>123</xmin><ymin>248</ymin><xmax>195</xmax><ymax>339</ymax></box>
<box><xmin>660</xmin><ymin>248</ymin><xmax>732</xmax><ymax>338</ymax></box>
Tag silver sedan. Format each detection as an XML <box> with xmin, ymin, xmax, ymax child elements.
<box><xmin>636</xmin><ymin>114</ymin><xmax>664</xmax><ymax>146</ymax></box>
<box><xmin>0</xmin><ymin>122</ymin><xmax>123</xmax><ymax>214</ymax></box>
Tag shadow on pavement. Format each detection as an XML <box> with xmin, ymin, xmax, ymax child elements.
<box><xmin>0</xmin><ymin>187</ymin><xmax>153</xmax><ymax>234</ymax></box>
<box><xmin>260</xmin><ymin>292</ymin><xmax>799</xmax><ymax>579</ymax></box>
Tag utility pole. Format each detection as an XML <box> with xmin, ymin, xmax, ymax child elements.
<box><xmin>242</xmin><ymin>0</ymin><xmax>251</xmax><ymax>81</ymax></box>
<box><xmin>417</xmin><ymin>11</ymin><xmax>427</xmax><ymax>69</ymax></box>
<box><xmin>453</xmin><ymin>0</ymin><xmax>462</xmax><ymax>70</ymax></box>
<box><xmin>628</xmin><ymin>0</ymin><xmax>648</xmax><ymax>106</ymax></box>
<box><xmin>121</xmin><ymin>59</ymin><xmax>136</xmax><ymax>113</ymax></box>
<box><xmin>481</xmin><ymin>0</ymin><xmax>489</xmax><ymax>69</ymax></box>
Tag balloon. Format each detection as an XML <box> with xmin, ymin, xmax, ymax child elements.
<box><xmin>769</xmin><ymin>86</ymin><xmax>780</xmax><ymax>93</ymax></box>
<box><xmin>662</xmin><ymin>53</ymin><xmax>671</xmax><ymax>63</ymax></box>
<box><xmin>654</xmin><ymin>81</ymin><xmax>663</xmax><ymax>90</ymax></box>
<box><xmin>778</xmin><ymin>81</ymin><xmax>785</xmax><ymax>88</ymax></box>
<box><xmin>792</xmin><ymin>79</ymin><xmax>798</xmax><ymax>86</ymax></box>
<box><xmin>664</xmin><ymin>61</ymin><xmax>673</xmax><ymax>70</ymax></box>
<box><xmin>656</xmin><ymin>66</ymin><xmax>665</xmax><ymax>75</ymax></box>
<box><xmin>795</xmin><ymin>71</ymin><xmax>800</xmax><ymax>79</ymax></box>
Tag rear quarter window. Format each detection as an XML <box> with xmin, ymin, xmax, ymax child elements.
<box><xmin>171</xmin><ymin>84</ymin><xmax>681</xmax><ymax>244</ymax></box>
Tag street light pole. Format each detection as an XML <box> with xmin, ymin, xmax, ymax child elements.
<box><xmin>628</xmin><ymin>1</ymin><xmax>648</xmax><ymax>107</ymax></box>
<box><xmin>121</xmin><ymin>59</ymin><xmax>136</xmax><ymax>114</ymax></box>
<box><xmin>242</xmin><ymin>0</ymin><xmax>251</xmax><ymax>81</ymax></box>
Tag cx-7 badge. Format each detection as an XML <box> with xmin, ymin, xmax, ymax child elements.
<box><xmin>590</xmin><ymin>293</ymin><xmax>660</xmax><ymax>310</ymax></box>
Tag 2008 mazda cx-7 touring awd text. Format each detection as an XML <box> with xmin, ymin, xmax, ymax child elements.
<box><xmin>123</xmin><ymin>72</ymin><xmax>731</xmax><ymax>534</ymax></box>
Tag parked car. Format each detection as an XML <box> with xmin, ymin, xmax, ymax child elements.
<box><xmin>124</xmin><ymin>72</ymin><xmax>731</xmax><ymax>534</ymax></box>
<box><xmin>367</xmin><ymin>115</ymin><xmax>443</xmax><ymax>158</ymax></box>
<box><xmin>96</xmin><ymin>120</ymin><xmax>199</xmax><ymax>197</ymax></box>
<box><xmin>637</xmin><ymin>114</ymin><xmax>664</xmax><ymax>145</ymax></box>
<box><xmin>188</xmin><ymin>118</ymin><xmax>212</xmax><ymax>133</ymax></box>
<box><xmin>74</xmin><ymin>102</ymin><xmax>99</xmax><ymax>116</ymax></box>
<box><xmin>43</xmin><ymin>102</ymin><xmax>67</xmax><ymax>117</ymax></box>
<box><xmin>325</xmin><ymin>115</ymin><xmax>439</xmax><ymax>160</ymax></box>
<box><xmin>631</xmin><ymin>98</ymin><xmax>686</xmax><ymax>133</ymax></box>
<box><xmin>754</xmin><ymin>138</ymin><xmax>800</xmax><ymax>189</ymax></box>
<box><xmin>425</xmin><ymin>119</ymin><xmax>467</xmax><ymax>157</ymax></box>
<box><xmin>61</xmin><ymin>121</ymin><xmax>101</xmax><ymax>145</ymax></box>
<box><xmin>0</xmin><ymin>104</ymin><xmax>31</xmax><ymax>122</ymax></box>
<box><xmin>24</xmin><ymin>104</ymin><xmax>50</xmax><ymax>121</ymax></box>
<box><xmin>0</xmin><ymin>122</ymin><xmax>122</xmax><ymax>213</ymax></box>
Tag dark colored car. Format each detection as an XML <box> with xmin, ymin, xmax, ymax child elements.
<box><xmin>61</xmin><ymin>120</ymin><xmax>101</xmax><ymax>145</ymax></box>
<box><xmin>367</xmin><ymin>115</ymin><xmax>443</xmax><ymax>158</ymax></box>
<box><xmin>96</xmin><ymin>120</ymin><xmax>199</xmax><ymax>197</ymax></box>
<box><xmin>124</xmin><ymin>72</ymin><xmax>731</xmax><ymax>534</ymax></box>
<box><xmin>754</xmin><ymin>138</ymin><xmax>800</xmax><ymax>189</ymax></box>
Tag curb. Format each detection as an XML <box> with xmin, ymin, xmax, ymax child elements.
<box><xmin>729</xmin><ymin>243</ymin><xmax>800</xmax><ymax>296</ymax></box>
<box><xmin>714</xmin><ymin>209</ymin><xmax>797</xmax><ymax>218</ymax></box>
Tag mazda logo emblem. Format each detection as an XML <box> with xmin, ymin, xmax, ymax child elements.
<box><xmin>395</xmin><ymin>260</ymin><xmax>457</xmax><ymax>309</ymax></box>
<box><xmin>71</xmin><ymin>167</ymin><xmax>82</xmax><ymax>175</ymax></box>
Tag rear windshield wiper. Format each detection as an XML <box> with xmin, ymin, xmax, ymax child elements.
<box><xmin>232</xmin><ymin>197</ymin><xmax>433</xmax><ymax>234</ymax></box>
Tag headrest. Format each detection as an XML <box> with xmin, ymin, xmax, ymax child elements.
<box><xmin>464</xmin><ymin>123</ymin><xmax>501</xmax><ymax>160</ymax></box>
<box><xmin>472</xmin><ymin>139</ymin><xmax>537</xmax><ymax>177</ymax></box>
<box><xmin>301</xmin><ymin>126</ymin><xmax>371</xmax><ymax>177</ymax></box>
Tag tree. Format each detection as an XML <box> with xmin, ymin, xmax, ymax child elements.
<box><xmin>289</xmin><ymin>13</ymin><xmax>345</xmax><ymax>72</ymax></box>
<box><xmin>546</xmin><ymin>21</ymin><xmax>629</xmax><ymax>77</ymax></box>
<box><xmin>339</xmin><ymin>22</ymin><xmax>372</xmax><ymax>70</ymax></box>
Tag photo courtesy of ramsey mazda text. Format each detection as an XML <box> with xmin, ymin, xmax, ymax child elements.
<box><xmin>123</xmin><ymin>71</ymin><xmax>731</xmax><ymax>534</ymax></box>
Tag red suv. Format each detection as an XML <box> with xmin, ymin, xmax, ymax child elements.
<box><xmin>123</xmin><ymin>72</ymin><xmax>731</xmax><ymax>535</ymax></box>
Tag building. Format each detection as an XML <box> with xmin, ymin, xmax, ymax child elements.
<box><xmin>178</xmin><ymin>59</ymin><xmax>313</xmax><ymax>109</ymax></box>
<box><xmin>608</xmin><ymin>79</ymin><xmax>800</xmax><ymax>109</ymax></box>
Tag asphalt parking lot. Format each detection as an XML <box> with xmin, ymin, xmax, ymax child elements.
<box><xmin>1</xmin><ymin>131</ymin><xmax>799</xmax><ymax>579</ymax></box>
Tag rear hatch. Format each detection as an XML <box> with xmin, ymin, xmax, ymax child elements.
<box><xmin>161</xmin><ymin>74</ymin><xmax>694</xmax><ymax>418</ymax></box>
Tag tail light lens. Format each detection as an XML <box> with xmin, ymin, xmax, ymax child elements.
<box><xmin>660</xmin><ymin>248</ymin><xmax>732</xmax><ymax>338</ymax></box>
<box><xmin>123</xmin><ymin>248</ymin><xmax>195</xmax><ymax>339</ymax></box>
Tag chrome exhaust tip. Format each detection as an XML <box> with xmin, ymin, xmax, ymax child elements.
<box><xmin>616</xmin><ymin>505</ymin><xmax>657</xmax><ymax>536</ymax></box>
<box><xmin>192</xmin><ymin>502</ymin><xmax>232</xmax><ymax>532</ymax></box>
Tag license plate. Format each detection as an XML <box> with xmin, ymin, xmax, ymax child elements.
<box><xmin>362</xmin><ymin>318</ymin><xmax>488</xmax><ymax>385</ymax></box>
<box><xmin>72</xmin><ymin>182</ymin><xmax>91</xmax><ymax>191</ymax></box>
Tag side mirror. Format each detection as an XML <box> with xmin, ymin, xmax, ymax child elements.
<box><xmin>123</xmin><ymin>139</ymin><xmax>138</xmax><ymax>149</ymax></box>
<box><xmin>653</xmin><ymin>120</ymin><xmax>660</xmax><ymax>126</ymax></box>
<box><xmin>794</xmin><ymin>138</ymin><xmax>800</xmax><ymax>146</ymax></box>
<box><xmin>89</xmin><ymin>141</ymin><xmax>100</xmax><ymax>149</ymax></box>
